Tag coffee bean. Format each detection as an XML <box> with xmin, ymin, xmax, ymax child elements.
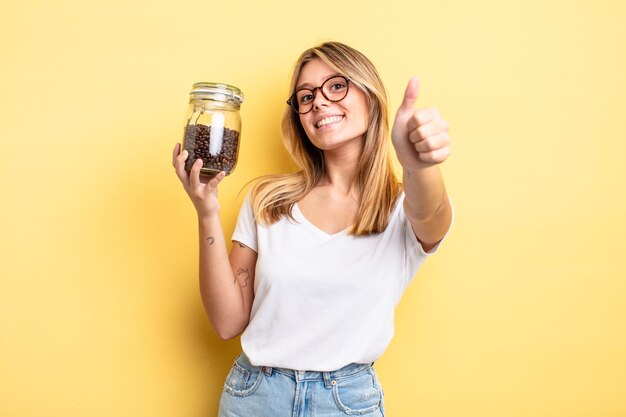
<box><xmin>183</xmin><ymin>124</ymin><xmax>240</xmax><ymax>175</ymax></box>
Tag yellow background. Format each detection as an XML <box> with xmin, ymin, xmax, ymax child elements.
<box><xmin>1</xmin><ymin>0</ymin><xmax>625</xmax><ymax>416</ymax></box>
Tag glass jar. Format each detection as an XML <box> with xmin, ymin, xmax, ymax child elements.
<box><xmin>182</xmin><ymin>82</ymin><xmax>244</xmax><ymax>177</ymax></box>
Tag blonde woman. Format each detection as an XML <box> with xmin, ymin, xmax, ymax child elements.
<box><xmin>173</xmin><ymin>41</ymin><xmax>454</xmax><ymax>416</ymax></box>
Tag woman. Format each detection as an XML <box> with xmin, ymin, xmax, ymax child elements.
<box><xmin>172</xmin><ymin>41</ymin><xmax>454</xmax><ymax>416</ymax></box>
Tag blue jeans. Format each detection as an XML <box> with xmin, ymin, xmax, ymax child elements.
<box><xmin>218</xmin><ymin>352</ymin><xmax>386</xmax><ymax>416</ymax></box>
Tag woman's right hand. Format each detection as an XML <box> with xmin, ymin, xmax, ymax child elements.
<box><xmin>172</xmin><ymin>142</ymin><xmax>226</xmax><ymax>219</ymax></box>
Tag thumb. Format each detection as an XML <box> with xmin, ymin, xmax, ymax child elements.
<box><xmin>399</xmin><ymin>77</ymin><xmax>420</xmax><ymax>113</ymax></box>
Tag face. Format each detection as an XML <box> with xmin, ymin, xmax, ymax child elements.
<box><xmin>295</xmin><ymin>58</ymin><xmax>369</xmax><ymax>152</ymax></box>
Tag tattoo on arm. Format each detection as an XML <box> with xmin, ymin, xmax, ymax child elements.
<box><xmin>207</xmin><ymin>236</ymin><xmax>215</xmax><ymax>245</ymax></box>
<box><xmin>238</xmin><ymin>243</ymin><xmax>245</xmax><ymax>248</ymax></box>
<box><xmin>234</xmin><ymin>268</ymin><xmax>250</xmax><ymax>287</ymax></box>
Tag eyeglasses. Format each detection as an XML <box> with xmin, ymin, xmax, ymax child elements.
<box><xmin>286</xmin><ymin>75</ymin><xmax>351</xmax><ymax>114</ymax></box>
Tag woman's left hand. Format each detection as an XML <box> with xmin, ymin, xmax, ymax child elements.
<box><xmin>391</xmin><ymin>77</ymin><xmax>451</xmax><ymax>170</ymax></box>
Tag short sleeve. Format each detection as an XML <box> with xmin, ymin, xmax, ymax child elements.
<box><xmin>231</xmin><ymin>193</ymin><xmax>258</xmax><ymax>252</ymax></box>
<box><xmin>402</xmin><ymin>193</ymin><xmax>455</xmax><ymax>288</ymax></box>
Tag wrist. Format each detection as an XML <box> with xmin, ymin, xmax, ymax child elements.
<box><xmin>198</xmin><ymin>211</ymin><xmax>220</xmax><ymax>224</ymax></box>
<box><xmin>403</xmin><ymin>164</ymin><xmax>438</xmax><ymax>179</ymax></box>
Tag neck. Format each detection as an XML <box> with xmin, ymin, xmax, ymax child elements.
<box><xmin>318</xmin><ymin>138</ymin><xmax>364</xmax><ymax>197</ymax></box>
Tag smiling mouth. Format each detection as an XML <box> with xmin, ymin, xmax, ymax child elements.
<box><xmin>316</xmin><ymin>115</ymin><xmax>344</xmax><ymax>128</ymax></box>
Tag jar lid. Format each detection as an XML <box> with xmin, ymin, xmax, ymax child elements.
<box><xmin>190</xmin><ymin>82</ymin><xmax>244</xmax><ymax>104</ymax></box>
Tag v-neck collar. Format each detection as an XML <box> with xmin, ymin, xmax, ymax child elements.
<box><xmin>293</xmin><ymin>203</ymin><xmax>350</xmax><ymax>239</ymax></box>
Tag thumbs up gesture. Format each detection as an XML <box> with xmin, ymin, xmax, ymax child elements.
<box><xmin>391</xmin><ymin>77</ymin><xmax>451</xmax><ymax>170</ymax></box>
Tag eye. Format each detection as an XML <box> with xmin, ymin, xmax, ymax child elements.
<box><xmin>330</xmin><ymin>82</ymin><xmax>347</xmax><ymax>91</ymax></box>
<box><xmin>299</xmin><ymin>93</ymin><xmax>314</xmax><ymax>104</ymax></box>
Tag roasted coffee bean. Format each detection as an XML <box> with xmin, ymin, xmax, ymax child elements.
<box><xmin>183</xmin><ymin>124</ymin><xmax>240</xmax><ymax>175</ymax></box>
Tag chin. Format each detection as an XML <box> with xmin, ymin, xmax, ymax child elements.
<box><xmin>308</xmin><ymin>135</ymin><xmax>364</xmax><ymax>152</ymax></box>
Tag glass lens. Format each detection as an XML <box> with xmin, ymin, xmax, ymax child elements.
<box><xmin>296</xmin><ymin>89</ymin><xmax>315</xmax><ymax>109</ymax></box>
<box><xmin>322</xmin><ymin>76</ymin><xmax>349</xmax><ymax>101</ymax></box>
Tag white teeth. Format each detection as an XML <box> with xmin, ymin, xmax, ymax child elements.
<box><xmin>316</xmin><ymin>115</ymin><xmax>343</xmax><ymax>128</ymax></box>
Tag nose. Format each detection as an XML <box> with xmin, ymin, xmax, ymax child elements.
<box><xmin>311</xmin><ymin>87</ymin><xmax>330</xmax><ymax>110</ymax></box>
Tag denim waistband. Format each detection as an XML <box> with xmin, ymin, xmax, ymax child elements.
<box><xmin>236</xmin><ymin>352</ymin><xmax>375</xmax><ymax>384</ymax></box>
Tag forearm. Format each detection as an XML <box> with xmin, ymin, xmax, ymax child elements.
<box><xmin>402</xmin><ymin>165</ymin><xmax>452</xmax><ymax>245</ymax></box>
<box><xmin>197</xmin><ymin>214</ymin><xmax>245</xmax><ymax>339</ymax></box>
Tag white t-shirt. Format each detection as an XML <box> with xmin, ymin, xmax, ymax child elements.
<box><xmin>231</xmin><ymin>191</ymin><xmax>454</xmax><ymax>371</ymax></box>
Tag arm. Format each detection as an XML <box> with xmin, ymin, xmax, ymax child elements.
<box><xmin>172</xmin><ymin>142</ymin><xmax>256</xmax><ymax>340</ymax></box>
<box><xmin>198</xmin><ymin>215</ymin><xmax>257</xmax><ymax>340</ymax></box>
<box><xmin>402</xmin><ymin>166</ymin><xmax>453</xmax><ymax>253</ymax></box>
<box><xmin>390</xmin><ymin>79</ymin><xmax>453</xmax><ymax>253</ymax></box>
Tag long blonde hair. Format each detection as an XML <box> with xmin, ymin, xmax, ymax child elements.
<box><xmin>251</xmin><ymin>41</ymin><xmax>402</xmax><ymax>236</ymax></box>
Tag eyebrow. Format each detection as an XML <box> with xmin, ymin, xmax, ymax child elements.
<box><xmin>296</xmin><ymin>73</ymin><xmax>343</xmax><ymax>91</ymax></box>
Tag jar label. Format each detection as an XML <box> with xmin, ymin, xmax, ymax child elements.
<box><xmin>209</xmin><ymin>113</ymin><xmax>225</xmax><ymax>156</ymax></box>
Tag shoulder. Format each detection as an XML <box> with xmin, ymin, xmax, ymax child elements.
<box><xmin>389</xmin><ymin>191</ymin><xmax>406</xmax><ymax>218</ymax></box>
<box><xmin>247</xmin><ymin>172</ymin><xmax>306</xmax><ymax>226</ymax></box>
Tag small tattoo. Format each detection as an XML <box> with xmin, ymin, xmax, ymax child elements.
<box><xmin>407</xmin><ymin>170</ymin><xmax>413</xmax><ymax>178</ymax></box>
<box><xmin>207</xmin><ymin>236</ymin><xmax>215</xmax><ymax>245</ymax></box>
<box><xmin>235</xmin><ymin>268</ymin><xmax>250</xmax><ymax>287</ymax></box>
<box><xmin>238</xmin><ymin>243</ymin><xmax>245</xmax><ymax>248</ymax></box>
